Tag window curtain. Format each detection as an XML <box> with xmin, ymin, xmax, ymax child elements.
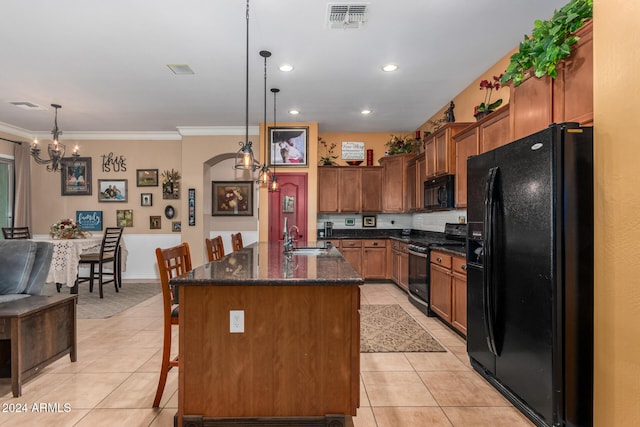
<box><xmin>13</xmin><ymin>141</ymin><xmax>31</xmax><ymax>229</ymax></box>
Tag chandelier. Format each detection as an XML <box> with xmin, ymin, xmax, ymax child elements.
<box><xmin>30</xmin><ymin>104</ymin><xmax>79</xmax><ymax>172</ymax></box>
<box><xmin>234</xmin><ymin>0</ymin><xmax>259</xmax><ymax>171</ymax></box>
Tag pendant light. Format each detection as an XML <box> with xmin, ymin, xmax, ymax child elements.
<box><xmin>257</xmin><ymin>50</ymin><xmax>272</xmax><ymax>185</ymax></box>
<box><xmin>269</xmin><ymin>88</ymin><xmax>280</xmax><ymax>192</ymax></box>
<box><xmin>234</xmin><ymin>0</ymin><xmax>259</xmax><ymax>171</ymax></box>
<box><xmin>30</xmin><ymin>104</ymin><xmax>80</xmax><ymax>172</ymax></box>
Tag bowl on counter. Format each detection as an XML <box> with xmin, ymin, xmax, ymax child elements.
<box><xmin>346</xmin><ymin>160</ymin><xmax>363</xmax><ymax>166</ymax></box>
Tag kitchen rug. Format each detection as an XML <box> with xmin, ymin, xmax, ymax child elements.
<box><xmin>360</xmin><ymin>304</ymin><xmax>446</xmax><ymax>352</ymax></box>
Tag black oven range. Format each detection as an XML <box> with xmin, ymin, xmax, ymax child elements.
<box><xmin>408</xmin><ymin>223</ymin><xmax>466</xmax><ymax>316</ymax></box>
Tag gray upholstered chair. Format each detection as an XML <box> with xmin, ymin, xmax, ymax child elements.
<box><xmin>0</xmin><ymin>240</ymin><xmax>53</xmax><ymax>303</ymax></box>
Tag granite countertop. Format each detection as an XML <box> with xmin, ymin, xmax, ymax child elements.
<box><xmin>170</xmin><ymin>242</ymin><xmax>363</xmax><ymax>286</ymax></box>
<box><xmin>320</xmin><ymin>229</ymin><xmax>467</xmax><ymax>256</ymax></box>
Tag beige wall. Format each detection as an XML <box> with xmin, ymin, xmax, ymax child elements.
<box><xmin>593</xmin><ymin>2</ymin><xmax>640</xmax><ymax>424</ymax></box>
<box><xmin>29</xmin><ymin>138</ymin><xmax>181</xmax><ymax>234</ymax></box>
<box><xmin>317</xmin><ymin>132</ymin><xmax>405</xmax><ymax>166</ymax></box>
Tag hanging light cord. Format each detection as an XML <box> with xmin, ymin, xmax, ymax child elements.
<box><xmin>244</xmin><ymin>0</ymin><xmax>250</xmax><ymax>146</ymax></box>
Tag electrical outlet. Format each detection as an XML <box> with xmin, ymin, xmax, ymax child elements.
<box><xmin>230</xmin><ymin>310</ymin><xmax>244</xmax><ymax>333</ymax></box>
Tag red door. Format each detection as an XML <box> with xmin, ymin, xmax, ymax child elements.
<box><xmin>268</xmin><ymin>173</ymin><xmax>308</xmax><ymax>244</ymax></box>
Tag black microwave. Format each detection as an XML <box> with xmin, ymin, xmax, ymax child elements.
<box><xmin>424</xmin><ymin>174</ymin><xmax>455</xmax><ymax>210</ymax></box>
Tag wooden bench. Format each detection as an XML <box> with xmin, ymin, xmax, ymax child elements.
<box><xmin>0</xmin><ymin>295</ymin><xmax>77</xmax><ymax>397</ymax></box>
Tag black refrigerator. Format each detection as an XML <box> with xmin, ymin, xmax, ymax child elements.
<box><xmin>466</xmin><ymin>123</ymin><xmax>593</xmax><ymax>427</ymax></box>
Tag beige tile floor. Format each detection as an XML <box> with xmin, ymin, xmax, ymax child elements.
<box><xmin>0</xmin><ymin>283</ymin><xmax>534</xmax><ymax>427</ymax></box>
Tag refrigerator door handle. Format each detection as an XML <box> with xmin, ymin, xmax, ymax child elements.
<box><xmin>483</xmin><ymin>166</ymin><xmax>499</xmax><ymax>356</ymax></box>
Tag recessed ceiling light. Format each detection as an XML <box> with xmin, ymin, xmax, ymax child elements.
<box><xmin>279</xmin><ymin>64</ymin><xmax>294</xmax><ymax>72</ymax></box>
<box><xmin>361</xmin><ymin>109</ymin><xmax>372</xmax><ymax>115</ymax></box>
<box><xmin>167</xmin><ymin>64</ymin><xmax>195</xmax><ymax>75</ymax></box>
<box><xmin>382</xmin><ymin>64</ymin><xmax>398</xmax><ymax>72</ymax></box>
<box><xmin>289</xmin><ymin>110</ymin><xmax>300</xmax><ymax>115</ymax></box>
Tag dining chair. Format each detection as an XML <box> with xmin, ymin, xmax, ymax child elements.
<box><xmin>75</xmin><ymin>227</ymin><xmax>123</xmax><ymax>298</ymax></box>
<box><xmin>205</xmin><ymin>235</ymin><xmax>225</xmax><ymax>262</ymax></box>
<box><xmin>153</xmin><ymin>242</ymin><xmax>192</xmax><ymax>408</ymax></box>
<box><xmin>2</xmin><ymin>226</ymin><xmax>31</xmax><ymax>239</ymax></box>
<box><xmin>231</xmin><ymin>232</ymin><xmax>244</xmax><ymax>252</ymax></box>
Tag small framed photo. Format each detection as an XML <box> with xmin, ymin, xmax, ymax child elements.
<box><xmin>345</xmin><ymin>218</ymin><xmax>355</xmax><ymax>226</ymax></box>
<box><xmin>136</xmin><ymin>169</ymin><xmax>159</xmax><ymax>187</ymax></box>
<box><xmin>61</xmin><ymin>157</ymin><xmax>92</xmax><ymax>196</ymax></box>
<box><xmin>212</xmin><ymin>181</ymin><xmax>254</xmax><ymax>216</ymax></box>
<box><xmin>150</xmin><ymin>215</ymin><xmax>161</xmax><ymax>230</ymax></box>
<box><xmin>141</xmin><ymin>193</ymin><xmax>153</xmax><ymax>206</ymax></box>
<box><xmin>116</xmin><ymin>209</ymin><xmax>133</xmax><ymax>227</ymax></box>
<box><xmin>363</xmin><ymin>215</ymin><xmax>377</xmax><ymax>228</ymax></box>
<box><xmin>172</xmin><ymin>221</ymin><xmax>182</xmax><ymax>232</ymax></box>
<box><xmin>98</xmin><ymin>179</ymin><xmax>128</xmax><ymax>202</ymax></box>
<box><xmin>268</xmin><ymin>126</ymin><xmax>309</xmax><ymax>166</ymax></box>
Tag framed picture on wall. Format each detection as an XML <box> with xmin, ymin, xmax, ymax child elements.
<box><xmin>76</xmin><ymin>210</ymin><xmax>103</xmax><ymax>231</ymax></box>
<box><xmin>98</xmin><ymin>179</ymin><xmax>128</xmax><ymax>202</ymax></box>
<box><xmin>141</xmin><ymin>193</ymin><xmax>153</xmax><ymax>206</ymax></box>
<box><xmin>268</xmin><ymin>126</ymin><xmax>308</xmax><ymax>166</ymax></box>
<box><xmin>116</xmin><ymin>209</ymin><xmax>133</xmax><ymax>227</ymax></box>
<box><xmin>211</xmin><ymin>181</ymin><xmax>253</xmax><ymax>216</ymax></box>
<box><xmin>136</xmin><ymin>169</ymin><xmax>158</xmax><ymax>187</ymax></box>
<box><xmin>61</xmin><ymin>157</ymin><xmax>92</xmax><ymax>196</ymax></box>
<box><xmin>150</xmin><ymin>215</ymin><xmax>161</xmax><ymax>230</ymax></box>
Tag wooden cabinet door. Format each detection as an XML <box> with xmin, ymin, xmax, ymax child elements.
<box><xmin>434</xmin><ymin>131</ymin><xmax>450</xmax><ymax>176</ymax></box>
<box><xmin>454</xmin><ymin>128</ymin><xmax>479</xmax><ymax>208</ymax></box>
<box><xmin>363</xmin><ymin>247</ymin><xmax>387</xmax><ymax>279</ymax></box>
<box><xmin>425</xmin><ymin>140</ymin><xmax>436</xmax><ymax>178</ymax></box>
<box><xmin>399</xmin><ymin>252</ymin><xmax>409</xmax><ymax>291</ymax></box>
<box><xmin>380</xmin><ymin>154</ymin><xmax>411</xmax><ymax>212</ymax></box>
<box><xmin>509</xmin><ymin>74</ymin><xmax>553</xmax><ymax>141</ymax></box>
<box><xmin>452</xmin><ymin>271</ymin><xmax>467</xmax><ymax>335</ymax></box>
<box><xmin>318</xmin><ymin>167</ymin><xmax>339</xmax><ymax>212</ymax></box>
<box><xmin>338</xmin><ymin>168</ymin><xmax>361</xmax><ymax>212</ymax></box>
<box><xmin>415</xmin><ymin>154</ymin><xmax>426</xmax><ymax>210</ymax></box>
<box><xmin>361</xmin><ymin>167</ymin><xmax>382</xmax><ymax>212</ymax></box>
<box><xmin>480</xmin><ymin>106</ymin><xmax>510</xmax><ymax>153</ymax></box>
<box><xmin>430</xmin><ymin>264</ymin><xmax>452</xmax><ymax>323</ymax></box>
<box><xmin>341</xmin><ymin>240</ymin><xmax>363</xmax><ymax>276</ymax></box>
<box><xmin>406</xmin><ymin>159</ymin><xmax>417</xmax><ymax>211</ymax></box>
<box><xmin>391</xmin><ymin>250</ymin><xmax>400</xmax><ymax>284</ymax></box>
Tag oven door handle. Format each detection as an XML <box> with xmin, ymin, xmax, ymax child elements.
<box><xmin>408</xmin><ymin>249</ymin><xmax>429</xmax><ymax>258</ymax></box>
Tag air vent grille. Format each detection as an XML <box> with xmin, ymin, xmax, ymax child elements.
<box><xmin>10</xmin><ymin>101</ymin><xmax>45</xmax><ymax>110</ymax></box>
<box><xmin>327</xmin><ymin>3</ymin><xmax>368</xmax><ymax>29</ymax></box>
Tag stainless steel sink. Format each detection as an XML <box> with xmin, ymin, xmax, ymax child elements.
<box><xmin>289</xmin><ymin>247</ymin><xmax>329</xmax><ymax>256</ymax></box>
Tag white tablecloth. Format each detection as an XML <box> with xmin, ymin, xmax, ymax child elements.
<box><xmin>33</xmin><ymin>236</ymin><xmax>128</xmax><ymax>288</ymax></box>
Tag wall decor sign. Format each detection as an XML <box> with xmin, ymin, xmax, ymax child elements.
<box><xmin>150</xmin><ymin>215</ymin><xmax>161</xmax><ymax>230</ymax></box>
<box><xmin>136</xmin><ymin>169</ymin><xmax>159</xmax><ymax>187</ymax></box>
<box><xmin>98</xmin><ymin>179</ymin><xmax>128</xmax><ymax>202</ymax></box>
<box><xmin>76</xmin><ymin>210</ymin><xmax>103</xmax><ymax>231</ymax></box>
<box><xmin>211</xmin><ymin>181</ymin><xmax>253</xmax><ymax>216</ymax></box>
<box><xmin>141</xmin><ymin>193</ymin><xmax>153</xmax><ymax>206</ymax></box>
<box><xmin>116</xmin><ymin>209</ymin><xmax>133</xmax><ymax>227</ymax></box>
<box><xmin>101</xmin><ymin>152</ymin><xmax>127</xmax><ymax>172</ymax></box>
<box><xmin>61</xmin><ymin>157</ymin><xmax>92</xmax><ymax>196</ymax></box>
<box><xmin>363</xmin><ymin>214</ymin><xmax>377</xmax><ymax>228</ymax></box>
<box><xmin>268</xmin><ymin>126</ymin><xmax>309</xmax><ymax>166</ymax></box>
<box><xmin>341</xmin><ymin>141</ymin><xmax>365</xmax><ymax>160</ymax></box>
<box><xmin>188</xmin><ymin>188</ymin><xmax>195</xmax><ymax>226</ymax></box>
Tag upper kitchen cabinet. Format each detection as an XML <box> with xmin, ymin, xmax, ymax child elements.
<box><xmin>317</xmin><ymin>166</ymin><xmax>381</xmax><ymax>213</ymax></box>
<box><xmin>510</xmin><ymin>21</ymin><xmax>593</xmax><ymax>140</ymax></box>
<box><xmin>424</xmin><ymin>123</ymin><xmax>471</xmax><ymax>178</ymax></box>
<box><xmin>406</xmin><ymin>157</ymin><xmax>417</xmax><ymax>211</ymax></box>
<box><xmin>379</xmin><ymin>154</ymin><xmax>414</xmax><ymax>212</ymax></box>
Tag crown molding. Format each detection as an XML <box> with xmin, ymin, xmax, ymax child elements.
<box><xmin>177</xmin><ymin>126</ymin><xmax>259</xmax><ymax>136</ymax></box>
<box><xmin>0</xmin><ymin>122</ymin><xmax>33</xmax><ymax>140</ymax></box>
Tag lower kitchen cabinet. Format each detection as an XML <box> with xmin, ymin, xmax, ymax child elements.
<box><xmin>362</xmin><ymin>239</ymin><xmax>387</xmax><ymax>279</ymax></box>
<box><xmin>340</xmin><ymin>240</ymin><xmax>362</xmax><ymax>276</ymax></box>
<box><xmin>430</xmin><ymin>250</ymin><xmax>467</xmax><ymax>335</ymax></box>
<box><xmin>390</xmin><ymin>240</ymin><xmax>409</xmax><ymax>291</ymax></box>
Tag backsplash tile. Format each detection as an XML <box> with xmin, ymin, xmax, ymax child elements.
<box><xmin>317</xmin><ymin>210</ymin><xmax>466</xmax><ymax>233</ymax></box>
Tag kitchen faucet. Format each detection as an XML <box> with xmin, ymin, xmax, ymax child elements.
<box><xmin>283</xmin><ymin>222</ymin><xmax>299</xmax><ymax>253</ymax></box>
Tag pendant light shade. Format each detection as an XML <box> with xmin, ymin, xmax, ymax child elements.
<box><xmin>269</xmin><ymin>88</ymin><xmax>281</xmax><ymax>192</ymax></box>
<box><xmin>234</xmin><ymin>0</ymin><xmax>259</xmax><ymax>172</ymax></box>
<box><xmin>257</xmin><ymin>50</ymin><xmax>272</xmax><ymax>185</ymax></box>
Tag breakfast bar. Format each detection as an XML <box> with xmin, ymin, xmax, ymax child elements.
<box><xmin>170</xmin><ymin>242</ymin><xmax>363</xmax><ymax>427</ymax></box>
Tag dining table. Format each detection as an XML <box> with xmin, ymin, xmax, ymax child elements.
<box><xmin>32</xmin><ymin>235</ymin><xmax>128</xmax><ymax>289</ymax></box>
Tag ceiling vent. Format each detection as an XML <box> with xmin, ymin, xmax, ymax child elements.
<box><xmin>10</xmin><ymin>101</ymin><xmax>45</xmax><ymax>110</ymax></box>
<box><xmin>327</xmin><ymin>3</ymin><xmax>368</xmax><ymax>29</ymax></box>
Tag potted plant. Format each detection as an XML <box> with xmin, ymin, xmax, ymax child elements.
<box><xmin>385</xmin><ymin>135</ymin><xmax>416</xmax><ymax>155</ymax></box>
<box><xmin>501</xmin><ymin>0</ymin><xmax>593</xmax><ymax>87</ymax></box>
<box><xmin>318</xmin><ymin>137</ymin><xmax>338</xmax><ymax>166</ymax></box>
<box><xmin>474</xmin><ymin>75</ymin><xmax>503</xmax><ymax>120</ymax></box>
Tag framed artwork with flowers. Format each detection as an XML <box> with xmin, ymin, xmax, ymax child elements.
<box><xmin>268</xmin><ymin>126</ymin><xmax>308</xmax><ymax>166</ymax></box>
<box><xmin>211</xmin><ymin>181</ymin><xmax>253</xmax><ymax>216</ymax></box>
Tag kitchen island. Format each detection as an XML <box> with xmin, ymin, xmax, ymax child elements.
<box><xmin>170</xmin><ymin>242</ymin><xmax>363</xmax><ymax>427</ymax></box>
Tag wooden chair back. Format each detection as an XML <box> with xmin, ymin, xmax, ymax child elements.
<box><xmin>153</xmin><ymin>242</ymin><xmax>192</xmax><ymax>407</ymax></box>
<box><xmin>231</xmin><ymin>232</ymin><xmax>244</xmax><ymax>252</ymax></box>
<box><xmin>2</xmin><ymin>227</ymin><xmax>31</xmax><ymax>239</ymax></box>
<box><xmin>205</xmin><ymin>235</ymin><xmax>225</xmax><ymax>262</ymax></box>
